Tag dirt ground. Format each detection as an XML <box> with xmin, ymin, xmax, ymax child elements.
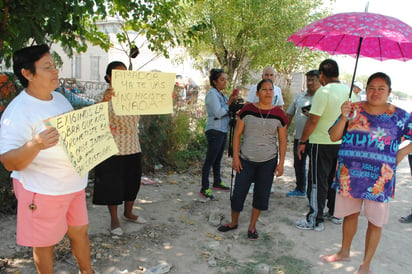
<box><xmin>1</xmin><ymin>147</ymin><xmax>412</xmax><ymax>274</ymax></box>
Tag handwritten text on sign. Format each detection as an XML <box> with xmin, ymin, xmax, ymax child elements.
<box><xmin>111</xmin><ymin>70</ymin><xmax>175</xmax><ymax>115</ymax></box>
<box><xmin>47</xmin><ymin>102</ymin><xmax>119</xmax><ymax>176</ymax></box>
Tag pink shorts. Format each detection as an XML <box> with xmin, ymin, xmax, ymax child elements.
<box><xmin>13</xmin><ymin>179</ymin><xmax>89</xmax><ymax>247</ymax></box>
<box><xmin>334</xmin><ymin>193</ymin><xmax>389</xmax><ymax>227</ymax></box>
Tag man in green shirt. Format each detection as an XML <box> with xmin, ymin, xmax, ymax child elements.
<box><xmin>295</xmin><ymin>59</ymin><xmax>351</xmax><ymax>231</ymax></box>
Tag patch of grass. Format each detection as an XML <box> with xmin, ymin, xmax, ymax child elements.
<box><xmin>273</xmin><ymin>255</ymin><xmax>312</xmax><ymax>274</ymax></box>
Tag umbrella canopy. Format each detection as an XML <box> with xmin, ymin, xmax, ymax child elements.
<box><xmin>288</xmin><ymin>12</ymin><xmax>412</xmax><ymax>61</ymax></box>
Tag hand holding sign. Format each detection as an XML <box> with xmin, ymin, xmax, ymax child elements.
<box><xmin>102</xmin><ymin>87</ymin><xmax>115</xmax><ymax>102</ymax></box>
<box><xmin>33</xmin><ymin>127</ymin><xmax>60</xmax><ymax>150</ymax></box>
<box><xmin>46</xmin><ymin>102</ymin><xmax>118</xmax><ymax>176</ymax></box>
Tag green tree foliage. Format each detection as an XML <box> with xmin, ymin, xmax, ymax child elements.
<box><xmin>0</xmin><ymin>0</ymin><xmax>186</xmax><ymax>68</ymax></box>
<box><xmin>105</xmin><ymin>0</ymin><xmax>187</xmax><ymax>70</ymax></box>
<box><xmin>139</xmin><ymin>112</ymin><xmax>206</xmax><ymax>173</ymax></box>
<box><xmin>0</xmin><ymin>0</ymin><xmax>109</xmax><ymax>66</ymax></box>
<box><xmin>181</xmin><ymin>0</ymin><xmax>329</xmax><ymax>87</ymax></box>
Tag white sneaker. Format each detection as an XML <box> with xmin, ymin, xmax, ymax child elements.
<box><xmin>330</xmin><ymin>216</ymin><xmax>343</xmax><ymax>225</ymax></box>
<box><xmin>295</xmin><ymin>219</ymin><xmax>314</xmax><ymax>230</ymax></box>
<box><xmin>314</xmin><ymin>222</ymin><xmax>325</xmax><ymax>232</ymax></box>
<box><xmin>295</xmin><ymin>219</ymin><xmax>324</xmax><ymax>232</ymax></box>
<box><xmin>323</xmin><ymin>212</ymin><xmax>342</xmax><ymax>224</ymax></box>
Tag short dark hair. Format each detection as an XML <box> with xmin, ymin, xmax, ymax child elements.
<box><xmin>13</xmin><ymin>44</ymin><xmax>50</xmax><ymax>88</ymax></box>
<box><xmin>367</xmin><ymin>72</ymin><xmax>392</xmax><ymax>90</ymax></box>
<box><xmin>319</xmin><ymin>59</ymin><xmax>339</xmax><ymax>78</ymax></box>
<box><xmin>209</xmin><ymin>68</ymin><xmax>224</xmax><ymax>88</ymax></box>
<box><xmin>306</xmin><ymin>70</ymin><xmax>320</xmax><ymax>78</ymax></box>
<box><xmin>257</xmin><ymin>79</ymin><xmax>273</xmax><ymax>92</ymax></box>
<box><xmin>104</xmin><ymin>61</ymin><xmax>127</xmax><ymax>83</ymax></box>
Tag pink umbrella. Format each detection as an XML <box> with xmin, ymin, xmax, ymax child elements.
<box><xmin>288</xmin><ymin>12</ymin><xmax>412</xmax><ymax>96</ymax></box>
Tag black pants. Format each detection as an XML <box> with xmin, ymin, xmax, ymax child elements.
<box><xmin>307</xmin><ymin>144</ymin><xmax>339</xmax><ymax>225</ymax></box>
<box><xmin>201</xmin><ymin>129</ymin><xmax>227</xmax><ymax>190</ymax></box>
<box><xmin>293</xmin><ymin>139</ymin><xmax>309</xmax><ymax>193</ymax></box>
<box><xmin>93</xmin><ymin>153</ymin><xmax>142</xmax><ymax>205</ymax></box>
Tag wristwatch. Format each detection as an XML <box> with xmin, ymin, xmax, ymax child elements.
<box><xmin>299</xmin><ymin>141</ymin><xmax>306</xmax><ymax>145</ymax></box>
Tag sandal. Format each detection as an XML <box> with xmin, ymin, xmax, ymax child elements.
<box><xmin>110</xmin><ymin>227</ymin><xmax>123</xmax><ymax>236</ymax></box>
<box><xmin>399</xmin><ymin>213</ymin><xmax>412</xmax><ymax>223</ymax></box>
<box><xmin>218</xmin><ymin>224</ymin><xmax>238</xmax><ymax>232</ymax></box>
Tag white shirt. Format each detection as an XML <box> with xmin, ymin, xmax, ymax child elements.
<box><xmin>0</xmin><ymin>90</ymin><xmax>87</xmax><ymax>195</ymax></box>
<box><xmin>286</xmin><ymin>91</ymin><xmax>313</xmax><ymax>139</ymax></box>
<box><xmin>246</xmin><ymin>84</ymin><xmax>284</xmax><ymax>106</ymax></box>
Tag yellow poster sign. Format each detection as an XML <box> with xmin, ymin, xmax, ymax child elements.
<box><xmin>111</xmin><ymin>70</ymin><xmax>175</xmax><ymax>115</ymax></box>
<box><xmin>47</xmin><ymin>102</ymin><xmax>119</xmax><ymax>176</ymax></box>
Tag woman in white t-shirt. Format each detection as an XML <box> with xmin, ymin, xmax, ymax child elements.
<box><xmin>0</xmin><ymin>45</ymin><xmax>94</xmax><ymax>273</ymax></box>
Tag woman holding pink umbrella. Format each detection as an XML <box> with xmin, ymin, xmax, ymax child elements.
<box><xmin>323</xmin><ymin>72</ymin><xmax>412</xmax><ymax>274</ymax></box>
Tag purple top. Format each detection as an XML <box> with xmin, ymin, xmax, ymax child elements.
<box><xmin>332</xmin><ymin>102</ymin><xmax>412</xmax><ymax>202</ymax></box>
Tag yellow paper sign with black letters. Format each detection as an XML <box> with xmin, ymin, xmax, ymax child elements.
<box><xmin>111</xmin><ymin>70</ymin><xmax>175</xmax><ymax>115</ymax></box>
<box><xmin>46</xmin><ymin>102</ymin><xmax>118</xmax><ymax>176</ymax></box>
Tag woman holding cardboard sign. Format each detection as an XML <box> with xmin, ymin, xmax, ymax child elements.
<box><xmin>92</xmin><ymin>61</ymin><xmax>145</xmax><ymax>236</ymax></box>
<box><xmin>0</xmin><ymin>45</ymin><xmax>94</xmax><ymax>273</ymax></box>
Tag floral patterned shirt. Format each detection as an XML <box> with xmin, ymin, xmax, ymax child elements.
<box><xmin>332</xmin><ymin>102</ymin><xmax>412</xmax><ymax>202</ymax></box>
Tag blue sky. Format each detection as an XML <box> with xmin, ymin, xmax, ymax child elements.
<box><xmin>322</xmin><ymin>0</ymin><xmax>412</xmax><ymax>93</ymax></box>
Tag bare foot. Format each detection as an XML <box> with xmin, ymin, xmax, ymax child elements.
<box><xmin>123</xmin><ymin>213</ymin><xmax>138</xmax><ymax>221</ymax></box>
<box><xmin>355</xmin><ymin>266</ymin><xmax>371</xmax><ymax>274</ymax></box>
<box><xmin>320</xmin><ymin>253</ymin><xmax>350</xmax><ymax>263</ymax></box>
<box><xmin>110</xmin><ymin>219</ymin><xmax>121</xmax><ymax>230</ymax></box>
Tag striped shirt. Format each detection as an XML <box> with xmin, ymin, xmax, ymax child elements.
<box><xmin>238</xmin><ymin>103</ymin><xmax>288</xmax><ymax>162</ymax></box>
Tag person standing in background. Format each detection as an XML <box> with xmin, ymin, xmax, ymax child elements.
<box><xmin>246</xmin><ymin>65</ymin><xmax>284</xmax><ymax>194</ymax></box>
<box><xmin>218</xmin><ymin>79</ymin><xmax>287</xmax><ymax>240</ymax></box>
<box><xmin>246</xmin><ymin>66</ymin><xmax>284</xmax><ymax>107</ymax></box>
<box><xmin>295</xmin><ymin>59</ymin><xmax>351</xmax><ymax>231</ymax></box>
<box><xmin>93</xmin><ymin>61</ymin><xmax>146</xmax><ymax>236</ymax></box>
<box><xmin>399</xmin><ymin>152</ymin><xmax>412</xmax><ymax>223</ymax></box>
<box><xmin>200</xmin><ymin>68</ymin><xmax>238</xmax><ymax>200</ymax></box>
<box><xmin>286</xmin><ymin>70</ymin><xmax>321</xmax><ymax>198</ymax></box>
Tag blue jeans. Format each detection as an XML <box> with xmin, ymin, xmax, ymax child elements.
<box><xmin>293</xmin><ymin>139</ymin><xmax>309</xmax><ymax>193</ymax></box>
<box><xmin>231</xmin><ymin>157</ymin><xmax>277</xmax><ymax>212</ymax></box>
<box><xmin>201</xmin><ymin>129</ymin><xmax>227</xmax><ymax>190</ymax></box>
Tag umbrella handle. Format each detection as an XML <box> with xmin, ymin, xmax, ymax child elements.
<box><xmin>345</xmin><ymin>109</ymin><xmax>357</xmax><ymax>121</ymax></box>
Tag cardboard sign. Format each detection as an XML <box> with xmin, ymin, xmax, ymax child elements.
<box><xmin>111</xmin><ymin>70</ymin><xmax>175</xmax><ymax>115</ymax></box>
<box><xmin>46</xmin><ymin>102</ymin><xmax>118</xmax><ymax>176</ymax></box>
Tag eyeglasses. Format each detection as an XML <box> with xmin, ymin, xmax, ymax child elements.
<box><xmin>37</xmin><ymin>64</ymin><xmax>59</xmax><ymax>71</ymax></box>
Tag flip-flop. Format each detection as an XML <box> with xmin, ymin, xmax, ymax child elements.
<box><xmin>320</xmin><ymin>254</ymin><xmax>350</xmax><ymax>263</ymax></box>
<box><xmin>122</xmin><ymin>216</ymin><xmax>147</xmax><ymax>224</ymax></box>
<box><xmin>111</xmin><ymin>227</ymin><xmax>123</xmax><ymax>236</ymax></box>
<box><xmin>217</xmin><ymin>224</ymin><xmax>238</xmax><ymax>232</ymax></box>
